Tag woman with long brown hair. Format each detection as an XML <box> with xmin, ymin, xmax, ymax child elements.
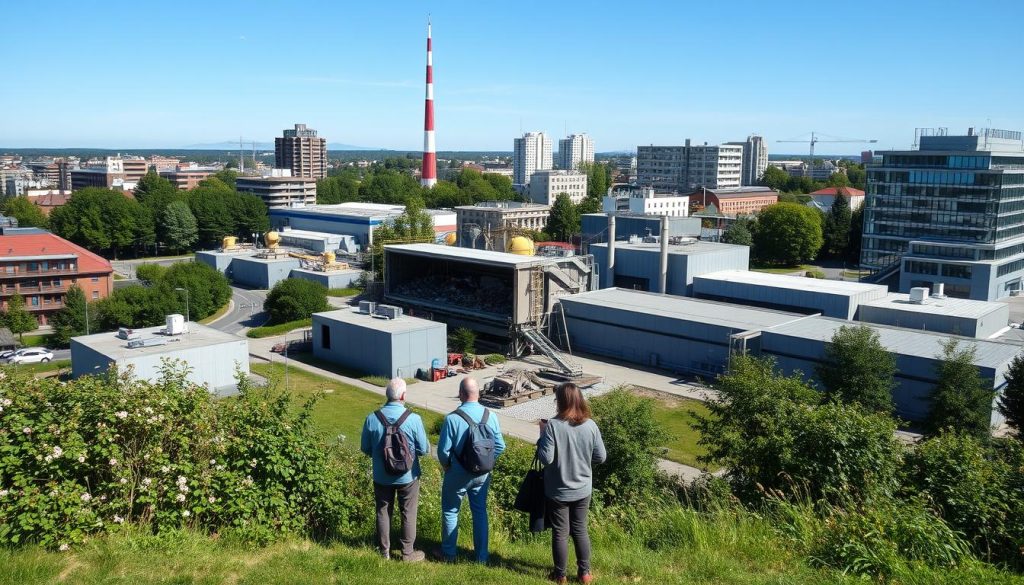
<box><xmin>536</xmin><ymin>383</ymin><xmax>607</xmax><ymax>584</ymax></box>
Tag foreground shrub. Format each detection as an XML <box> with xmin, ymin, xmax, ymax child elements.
<box><xmin>590</xmin><ymin>388</ymin><xmax>666</xmax><ymax>505</ymax></box>
<box><xmin>264</xmin><ymin>279</ymin><xmax>329</xmax><ymax>325</ymax></box>
<box><xmin>0</xmin><ymin>363</ymin><xmax>355</xmax><ymax>549</ymax></box>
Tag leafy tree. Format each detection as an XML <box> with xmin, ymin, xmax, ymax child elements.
<box><xmin>369</xmin><ymin>196</ymin><xmax>435</xmax><ymax>279</ymax></box>
<box><xmin>752</xmin><ymin>203</ymin><xmax>823</xmax><ymax>266</ymax></box>
<box><xmin>316</xmin><ymin>173</ymin><xmax>360</xmax><ymax>204</ymax></box>
<box><xmin>50</xmin><ymin>188</ymin><xmax>153</xmax><ymax>258</ymax></box>
<box><xmin>695</xmin><ymin>355</ymin><xmax>903</xmax><ymax>504</ymax></box>
<box><xmin>816</xmin><ymin>325</ymin><xmax>895</xmax><ymax>413</ymax></box>
<box><xmin>590</xmin><ymin>388</ymin><xmax>664</xmax><ymax>504</ymax></box>
<box><xmin>186</xmin><ymin>185</ymin><xmax>235</xmax><ymax>247</ymax></box>
<box><xmin>847</xmin><ymin>205</ymin><xmax>864</xmax><ymax>264</ymax></box>
<box><xmin>211</xmin><ymin>169</ymin><xmax>238</xmax><ymax>189</ymax></box>
<box><xmin>95</xmin><ymin>286</ymin><xmax>169</xmax><ymax>329</ymax></box>
<box><xmin>483</xmin><ymin>173</ymin><xmax>517</xmax><ymax>201</ymax></box>
<box><xmin>231</xmin><ymin>193</ymin><xmax>270</xmax><ymax>237</ymax></box>
<box><xmin>822</xmin><ymin>192</ymin><xmax>852</xmax><ymax>258</ymax></box>
<box><xmin>576</xmin><ymin>194</ymin><xmax>602</xmax><ymax>215</ymax></box>
<box><xmin>50</xmin><ymin>285</ymin><xmax>96</xmax><ymax>346</ymax></box>
<box><xmin>449</xmin><ymin>327</ymin><xmax>476</xmax><ymax>355</ymax></box>
<box><xmin>545</xmin><ymin>193</ymin><xmax>580</xmax><ymax>242</ymax></box>
<box><xmin>826</xmin><ymin>172</ymin><xmax>851</xmax><ymax>188</ymax></box>
<box><xmin>160</xmin><ymin>200</ymin><xmax>199</xmax><ymax>253</ymax></box>
<box><xmin>133</xmin><ymin>171</ymin><xmax>177</xmax><ymax>207</ymax></box>
<box><xmin>998</xmin><ymin>354</ymin><xmax>1024</xmax><ymax>435</ymax></box>
<box><xmin>359</xmin><ymin>169</ymin><xmax>423</xmax><ymax>204</ymax></box>
<box><xmin>135</xmin><ymin>263</ymin><xmax>167</xmax><ymax>285</ymax></box>
<box><xmin>926</xmin><ymin>339</ymin><xmax>995</xmax><ymax>440</ymax></box>
<box><xmin>760</xmin><ymin>166</ymin><xmax>790</xmax><ymax>191</ymax></box>
<box><xmin>722</xmin><ymin>217</ymin><xmax>754</xmax><ymax>247</ymax></box>
<box><xmin>0</xmin><ymin>196</ymin><xmax>48</xmax><ymax>228</ymax></box>
<box><xmin>264</xmin><ymin>278</ymin><xmax>330</xmax><ymax>324</ymax></box>
<box><xmin>156</xmin><ymin>262</ymin><xmax>231</xmax><ymax>321</ymax></box>
<box><xmin>426</xmin><ymin>181</ymin><xmax>471</xmax><ymax>208</ymax></box>
<box><xmin>1</xmin><ymin>294</ymin><xmax>37</xmax><ymax>340</ymax></box>
<box><xmin>846</xmin><ymin>166</ymin><xmax>866</xmax><ymax>190</ymax></box>
<box><xmin>580</xmin><ymin>161</ymin><xmax>609</xmax><ymax>198</ymax></box>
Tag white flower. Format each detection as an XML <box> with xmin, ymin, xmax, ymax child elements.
<box><xmin>119</xmin><ymin>478</ymin><xmax>128</xmax><ymax>484</ymax></box>
<box><xmin>115</xmin><ymin>411</ymin><xmax>128</xmax><ymax>419</ymax></box>
<box><xmin>22</xmin><ymin>427</ymin><xmax>31</xmax><ymax>434</ymax></box>
<box><xmin>176</xmin><ymin>475</ymin><xmax>187</xmax><ymax>485</ymax></box>
<box><xmin>215</xmin><ymin>465</ymin><xmax>224</xmax><ymax>471</ymax></box>
<box><xmin>78</xmin><ymin>455</ymin><xmax>86</xmax><ymax>463</ymax></box>
<box><xmin>52</xmin><ymin>446</ymin><xmax>63</xmax><ymax>457</ymax></box>
<box><xmin>81</xmin><ymin>493</ymin><xmax>92</xmax><ymax>502</ymax></box>
<box><xmin>182</xmin><ymin>510</ymin><xmax>191</xmax><ymax>518</ymax></box>
<box><xmin>113</xmin><ymin>515</ymin><xmax>124</xmax><ymax>524</ymax></box>
<box><xmin>176</xmin><ymin>493</ymin><xmax>186</xmax><ymax>503</ymax></box>
<box><xmin>207</xmin><ymin>496</ymin><xmax>216</xmax><ymax>504</ymax></box>
<box><xmin>209</xmin><ymin>459</ymin><xmax>216</xmax><ymax>465</ymax></box>
<box><xmin>161</xmin><ymin>465</ymin><xmax>170</xmax><ymax>474</ymax></box>
<box><xmin>144</xmin><ymin>406</ymin><xmax>153</xmax><ymax>414</ymax></box>
<box><xmin>1</xmin><ymin>398</ymin><xmax>11</xmax><ymax>407</ymax></box>
<box><xmin>44</xmin><ymin>455</ymin><xmax>53</xmax><ymax>463</ymax></box>
<box><xmin>0</xmin><ymin>489</ymin><xmax>9</xmax><ymax>497</ymax></box>
<box><xmin>141</xmin><ymin>478</ymin><xmax>152</xmax><ymax>487</ymax></box>
<box><xmin>58</xmin><ymin>543</ymin><xmax>69</xmax><ymax>552</ymax></box>
<box><xmin>109</xmin><ymin>458</ymin><xmax>118</xmax><ymax>466</ymax></box>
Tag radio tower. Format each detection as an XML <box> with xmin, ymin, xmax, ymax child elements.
<box><xmin>420</xmin><ymin>19</ymin><xmax>437</xmax><ymax>188</ymax></box>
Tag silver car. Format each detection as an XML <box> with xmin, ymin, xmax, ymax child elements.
<box><xmin>4</xmin><ymin>347</ymin><xmax>54</xmax><ymax>365</ymax></box>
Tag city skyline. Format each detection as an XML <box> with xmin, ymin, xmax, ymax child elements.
<box><xmin>1</xmin><ymin>0</ymin><xmax>1022</xmax><ymax>153</ymax></box>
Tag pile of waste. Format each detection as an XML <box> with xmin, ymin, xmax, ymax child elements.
<box><xmin>482</xmin><ymin>368</ymin><xmax>555</xmax><ymax>400</ymax></box>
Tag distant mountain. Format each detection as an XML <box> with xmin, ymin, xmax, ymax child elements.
<box><xmin>182</xmin><ymin>141</ymin><xmax>378</xmax><ymax>150</ymax></box>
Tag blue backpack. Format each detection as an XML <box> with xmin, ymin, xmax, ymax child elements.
<box><xmin>453</xmin><ymin>408</ymin><xmax>497</xmax><ymax>475</ymax></box>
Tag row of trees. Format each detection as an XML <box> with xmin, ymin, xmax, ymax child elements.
<box><xmin>760</xmin><ymin>161</ymin><xmax>866</xmax><ymax>197</ymax></box>
<box><xmin>46</xmin><ymin>170</ymin><xmax>269</xmax><ymax>258</ymax></box>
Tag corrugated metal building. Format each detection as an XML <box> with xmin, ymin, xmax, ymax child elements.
<box><xmin>858</xmin><ymin>293</ymin><xmax>1010</xmax><ymax>339</ymax></box>
<box><xmin>558</xmin><ymin>288</ymin><xmax>809</xmax><ymax>376</ymax></box>
<box><xmin>590</xmin><ymin>240</ymin><xmax>749</xmax><ymax>295</ymax></box>
<box><xmin>760</xmin><ymin>316</ymin><xmax>1022</xmax><ymax>424</ymax></box>
<box><xmin>312</xmin><ymin>308</ymin><xmax>447</xmax><ymax>379</ymax></box>
<box><xmin>693</xmin><ymin>270</ymin><xmax>889</xmax><ymax>320</ymax></box>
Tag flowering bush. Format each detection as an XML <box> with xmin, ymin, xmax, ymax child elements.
<box><xmin>0</xmin><ymin>362</ymin><xmax>360</xmax><ymax>549</ymax></box>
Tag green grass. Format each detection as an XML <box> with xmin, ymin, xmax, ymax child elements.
<box><xmin>112</xmin><ymin>273</ymin><xmax>127</xmax><ymax>280</ymax></box>
<box><xmin>1</xmin><ymin>359</ymin><xmax>71</xmax><ymax>375</ymax></box>
<box><xmin>327</xmin><ymin>287</ymin><xmax>363</xmax><ymax>297</ymax></box>
<box><xmin>359</xmin><ymin>375</ymin><xmax>418</xmax><ymax>387</ymax></box>
<box><xmin>246</xmin><ymin>319</ymin><xmax>311</xmax><ymax>338</ymax></box>
<box><xmin>198</xmin><ymin>301</ymin><xmax>232</xmax><ymax>325</ymax></box>
<box><xmin>287</xmin><ymin>352</ymin><xmax>419</xmax><ymax>387</ymax></box>
<box><xmin>250</xmin><ymin>362</ymin><xmax>439</xmax><ymax>440</ymax></box>
<box><xmin>17</xmin><ymin>333</ymin><xmax>53</xmax><ymax>348</ymax></box>
<box><xmin>751</xmin><ymin>264</ymin><xmax>810</xmax><ymax>274</ymax></box>
<box><xmin>650</xmin><ymin>395</ymin><xmax>717</xmax><ymax>469</ymax></box>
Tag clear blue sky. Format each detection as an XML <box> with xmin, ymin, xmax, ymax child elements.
<box><xmin>2</xmin><ymin>0</ymin><xmax>1021</xmax><ymax>154</ymax></box>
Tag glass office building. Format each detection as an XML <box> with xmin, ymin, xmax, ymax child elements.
<box><xmin>861</xmin><ymin>129</ymin><xmax>1024</xmax><ymax>300</ymax></box>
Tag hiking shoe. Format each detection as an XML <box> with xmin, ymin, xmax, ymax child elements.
<box><xmin>578</xmin><ymin>572</ymin><xmax>593</xmax><ymax>584</ymax></box>
<box><xmin>401</xmin><ymin>550</ymin><xmax>425</xmax><ymax>563</ymax></box>
<box><xmin>548</xmin><ymin>571</ymin><xmax>568</xmax><ymax>584</ymax></box>
<box><xmin>429</xmin><ymin>547</ymin><xmax>455</xmax><ymax>563</ymax></box>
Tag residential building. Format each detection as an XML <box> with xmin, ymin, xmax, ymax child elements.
<box><xmin>70</xmin><ymin>157</ymin><xmax>127</xmax><ymax>191</ymax></box>
<box><xmin>481</xmin><ymin>161</ymin><xmax>514</xmax><ymax>178</ymax></box>
<box><xmin>769</xmin><ymin>159</ymin><xmax>841</xmax><ymax>181</ymax></box>
<box><xmin>236</xmin><ymin>170</ymin><xmax>317</xmax><ymax>208</ymax></box>
<box><xmin>29</xmin><ymin>160</ymin><xmax>71</xmax><ymax>191</ymax></box>
<box><xmin>602</xmin><ymin>187</ymin><xmax>689</xmax><ymax>217</ymax></box>
<box><xmin>121</xmin><ymin>156</ymin><xmax>149</xmax><ymax>183</ymax></box>
<box><xmin>527</xmin><ymin>169</ymin><xmax>588</xmax><ymax>205</ymax></box>
<box><xmin>861</xmin><ymin>127</ymin><xmax>1024</xmax><ymax>300</ymax></box>
<box><xmin>159</xmin><ymin>166</ymin><xmax>218</xmax><ymax>190</ymax></box>
<box><xmin>806</xmin><ymin>187</ymin><xmax>866</xmax><ymax>212</ymax></box>
<box><xmin>637</xmin><ymin>141</ymin><xmax>744</xmax><ymax>192</ymax></box>
<box><xmin>275</xmin><ymin>123</ymin><xmax>328</xmax><ymax>179</ymax></box>
<box><xmin>728</xmin><ymin>134</ymin><xmax>768</xmax><ymax>186</ymax></box>
<box><xmin>24</xmin><ymin>190</ymin><xmax>70</xmax><ymax>215</ymax></box>
<box><xmin>148</xmin><ymin>156</ymin><xmax>181</xmax><ymax>172</ymax></box>
<box><xmin>688</xmin><ymin>186</ymin><xmax>778</xmax><ymax>217</ymax></box>
<box><xmin>557</xmin><ymin>133</ymin><xmax>595</xmax><ymax>170</ymax></box>
<box><xmin>455</xmin><ymin>201</ymin><xmax>550</xmax><ymax>251</ymax></box>
<box><xmin>0</xmin><ymin>231</ymin><xmax>114</xmax><ymax>326</ymax></box>
<box><xmin>513</xmin><ymin>131</ymin><xmax>552</xmax><ymax>189</ymax></box>
<box><xmin>5</xmin><ymin>177</ymin><xmax>50</xmax><ymax>196</ymax></box>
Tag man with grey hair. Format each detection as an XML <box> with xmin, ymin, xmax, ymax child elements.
<box><xmin>361</xmin><ymin>377</ymin><xmax>429</xmax><ymax>561</ymax></box>
<box><xmin>434</xmin><ymin>377</ymin><xmax>506</xmax><ymax>563</ymax></box>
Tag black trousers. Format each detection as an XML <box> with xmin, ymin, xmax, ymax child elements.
<box><xmin>547</xmin><ymin>495</ymin><xmax>592</xmax><ymax>576</ymax></box>
<box><xmin>373</xmin><ymin>480</ymin><xmax>420</xmax><ymax>559</ymax></box>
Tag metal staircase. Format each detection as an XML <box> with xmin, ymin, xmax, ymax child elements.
<box><xmin>521</xmin><ymin>326</ymin><xmax>582</xmax><ymax>378</ymax></box>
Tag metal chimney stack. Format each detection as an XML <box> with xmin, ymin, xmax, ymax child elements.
<box><xmin>659</xmin><ymin>215</ymin><xmax>669</xmax><ymax>294</ymax></box>
<box><xmin>420</xmin><ymin>20</ymin><xmax>437</xmax><ymax>188</ymax></box>
<box><xmin>606</xmin><ymin>214</ymin><xmax>616</xmax><ymax>288</ymax></box>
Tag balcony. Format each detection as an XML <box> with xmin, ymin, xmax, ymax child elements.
<box><xmin>0</xmin><ymin>284</ymin><xmax>68</xmax><ymax>296</ymax></box>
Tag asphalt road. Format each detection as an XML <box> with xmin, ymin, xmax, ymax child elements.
<box><xmin>209</xmin><ymin>286</ymin><xmax>270</xmax><ymax>335</ymax></box>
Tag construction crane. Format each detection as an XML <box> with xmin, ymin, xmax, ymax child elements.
<box><xmin>777</xmin><ymin>132</ymin><xmax>877</xmax><ymax>177</ymax></box>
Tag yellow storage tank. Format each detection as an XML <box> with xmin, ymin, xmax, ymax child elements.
<box><xmin>264</xmin><ymin>231</ymin><xmax>281</xmax><ymax>249</ymax></box>
<box><xmin>322</xmin><ymin>251</ymin><xmax>336</xmax><ymax>264</ymax></box>
<box><xmin>444</xmin><ymin>232</ymin><xmax>457</xmax><ymax>246</ymax></box>
<box><xmin>222</xmin><ymin>236</ymin><xmax>237</xmax><ymax>250</ymax></box>
<box><xmin>508</xmin><ymin>236</ymin><xmax>535</xmax><ymax>256</ymax></box>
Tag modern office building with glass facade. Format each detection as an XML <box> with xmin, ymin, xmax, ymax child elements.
<box><xmin>861</xmin><ymin>128</ymin><xmax>1024</xmax><ymax>300</ymax></box>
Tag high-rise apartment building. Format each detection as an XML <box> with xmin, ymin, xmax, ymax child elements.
<box><xmin>729</xmin><ymin>134</ymin><xmax>768</xmax><ymax>186</ymax></box>
<box><xmin>861</xmin><ymin>128</ymin><xmax>1024</xmax><ymax>300</ymax></box>
<box><xmin>527</xmin><ymin>170</ymin><xmax>588</xmax><ymax>205</ymax></box>
<box><xmin>236</xmin><ymin>170</ymin><xmax>317</xmax><ymax>209</ymax></box>
<box><xmin>557</xmin><ymin>133</ymin><xmax>594</xmax><ymax>170</ymax></box>
<box><xmin>275</xmin><ymin>123</ymin><xmax>328</xmax><ymax>179</ymax></box>
<box><xmin>513</xmin><ymin>132</ymin><xmax>552</xmax><ymax>189</ymax></box>
<box><xmin>637</xmin><ymin>141</ymin><xmax>743</xmax><ymax>192</ymax></box>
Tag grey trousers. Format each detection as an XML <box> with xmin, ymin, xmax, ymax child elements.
<box><xmin>547</xmin><ymin>495</ymin><xmax>592</xmax><ymax>576</ymax></box>
<box><xmin>373</xmin><ymin>480</ymin><xmax>420</xmax><ymax>558</ymax></box>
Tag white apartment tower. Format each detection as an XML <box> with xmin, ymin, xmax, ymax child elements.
<box><xmin>513</xmin><ymin>132</ymin><xmax>553</xmax><ymax>189</ymax></box>
<box><xmin>741</xmin><ymin>134</ymin><xmax>768</xmax><ymax>186</ymax></box>
<box><xmin>557</xmin><ymin>133</ymin><xmax>595</xmax><ymax>170</ymax></box>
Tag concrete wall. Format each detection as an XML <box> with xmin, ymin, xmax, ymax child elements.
<box><xmin>291</xmin><ymin>269</ymin><xmax>361</xmax><ymax>290</ymax></box>
<box><xmin>195</xmin><ymin>251</ymin><xmax>237</xmax><ymax>277</ymax></box>
<box><xmin>312</xmin><ymin>315</ymin><xmax>446</xmax><ymax>378</ymax></box>
<box><xmin>231</xmin><ymin>257</ymin><xmax>300</xmax><ymax>289</ymax></box>
<box><xmin>71</xmin><ymin>339</ymin><xmax>250</xmax><ymax>394</ymax></box>
<box><xmin>858</xmin><ymin>303</ymin><xmax>1009</xmax><ymax>339</ymax></box>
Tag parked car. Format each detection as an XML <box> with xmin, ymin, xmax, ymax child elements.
<box><xmin>0</xmin><ymin>349</ymin><xmax>16</xmax><ymax>361</ymax></box>
<box><xmin>3</xmin><ymin>347</ymin><xmax>54</xmax><ymax>365</ymax></box>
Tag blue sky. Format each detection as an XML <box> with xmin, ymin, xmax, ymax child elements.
<box><xmin>1</xmin><ymin>0</ymin><xmax>1021</xmax><ymax>153</ymax></box>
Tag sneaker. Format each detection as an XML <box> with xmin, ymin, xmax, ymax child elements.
<box><xmin>548</xmin><ymin>571</ymin><xmax>568</xmax><ymax>584</ymax></box>
<box><xmin>578</xmin><ymin>572</ymin><xmax>593</xmax><ymax>584</ymax></box>
<box><xmin>402</xmin><ymin>550</ymin><xmax>426</xmax><ymax>563</ymax></box>
<box><xmin>378</xmin><ymin>549</ymin><xmax>390</xmax><ymax>560</ymax></box>
<box><xmin>429</xmin><ymin>547</ymin><xmax>455</xmax><ymax>563</ymax></box>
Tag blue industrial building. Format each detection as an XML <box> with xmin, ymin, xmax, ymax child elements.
<box><xmin>590</xmin><ymin>240</ymin><xmax>749</xmax><ymax>295</ymax></box>
<box><xmin>581</xmin><ymin>213</ymin><xmax>701</xmax><ymax>247</ymax></box>
<box><xmin>269</xmin><ymin>203</ymin><xmax>456</xmax><ymax>251</ymax></box>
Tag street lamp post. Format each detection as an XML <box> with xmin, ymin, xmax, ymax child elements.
<box><xmin>174</xmin><ymin>287</ymin><xmax>190</xmax><ymax>330</ymax></box>
<box><xmin>284</xmin><ymin>330</ymin><xmax>290</xmax><ymax>390</ymax></box>
<box><xmin>84</xmin><ymin>300</ymin><xmax>89</xmax><ymax>335</ymax></box>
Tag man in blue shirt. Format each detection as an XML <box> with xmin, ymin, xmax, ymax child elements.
<box><xmin>360</xmin><ymin>378</ymin><xmax>430</xmax><ymax>562</ymax></box>
<box><xmin>433</xmin><ymin>377</ymin><xmax>506</xmax><ymax>563</ymax></box>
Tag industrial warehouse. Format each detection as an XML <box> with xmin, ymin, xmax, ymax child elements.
<box><xmin>197</xmin><ymin>232</ymin><xmax>362</xmax><ymax>289</ymax></box>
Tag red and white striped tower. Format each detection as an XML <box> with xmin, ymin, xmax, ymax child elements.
<box><xmin>420</xmin><ymin>19</ymin><xmax>437</xmax><ymax>188</ymax></box>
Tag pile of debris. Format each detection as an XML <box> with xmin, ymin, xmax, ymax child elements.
<box><xmin>392</xmin><ymin>275</ymin><xmax>513</xmax><ymax>315</ymax></box>
<box><xmin>481</xmin><ymin>368</ymin><xmax>557</xmax><ymax>406</ymax></box>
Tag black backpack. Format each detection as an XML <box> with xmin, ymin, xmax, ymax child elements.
<box><xmin>454</xmin><ymin>409</ymin><xmax>497</xmax><ymax>476</ymax></box>
<box><xmin>375</xmin><ymin>409</ymin><xmax>414</xmax><ymax>476</ymax></box>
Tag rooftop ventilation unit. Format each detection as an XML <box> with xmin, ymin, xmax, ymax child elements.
<box><xmin>909</xmin><ymin>287</ymin><xmax>930</xmax><ymax>304</ymax></box>
<box><xmin>931</xmin><ymin>282</ymin><xmax>946</xmax><ymax>299</ymax></box>
<box><xmin>374</xmin><ymin>304</ymin><xmax>403</xmax><ymax>320</ymax></box>
<box><xmin>128</xmin><ymin>337</ymin><xmax>169</xmax><ymax>349</ymax></box>
<box><xmin>117</xmin><ymin>327</ymin><xmax>140</xmax><ymax>340</ymax></box>
<box><xmin>358</xmin><ymin>300</ymin><xmax>377</xmax><ymax>315</ymax></box>
<box><xmin>165</xmin><ymin>314</ymin><xmax>185</xmax><ymax>336</ymax></box>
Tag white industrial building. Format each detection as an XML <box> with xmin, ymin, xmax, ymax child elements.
<box><xmin>603</xmin><ymin>187</ymin><xmax>689</xmax><ymax>217</ymax></box>
<box><xmin>528</xmin><ymin>170</ymin><xmax>588</xmax><ymax>205</ymax></box>
<box><xmin>857</xmin><ymin>289</ymin><xmax>1010</xmax><ymax>339</ymax></box>
<box><xmin>70</xmin><ymin>318</ymin><xmax>250</xmax><ymax>395</ymax></box>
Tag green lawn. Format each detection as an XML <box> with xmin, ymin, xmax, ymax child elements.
<box><xmin>250</xmin><ymin>362</ymin><xmax>439</xmax><ymax>442</ymax></box>
<box><xmin>751</xmin><ymin>264</ymin><xmax>810</xmax><ymax>274</ymax></box>
<box><xmin>327</xmin><ymin>287</ymin><xmax>363</xmax><ymax>297</ymax></box>
<box><xmin>649</xmin><ymin>396</ymin><xmax>716</xmax><ymax>470</ymax></box>
<box><xmin>17</xmin><ymin>333</ymin><xmax>53</xmax><ymax>348</ymax></box>
<box><xmin>287</xmin><ymin>352</ymin><xmax>418</xmax><ymax>387</ymax></box>
<box><xmin>1</xmin><ymin>359</ymin><xmax>71</xmax><ymax>376</ymax></box>
<box><xmin>246</xmin><ymin>319</ymin><xmax>311</xmax><ymax>338</ymax></box>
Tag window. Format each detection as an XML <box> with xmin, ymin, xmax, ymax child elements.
<box><xmin>91</xmin><ymin>277</ymin><xmax>99</xmax><ymax>283</ymax></box>
<box><xmin>321</xmin><ymin>324</ymin><xmax>331</xmax><ymax>349</ymax></box>
<box><xmin>92</xmin><ymin>291</ymin><xmax>99</xmax><ymax>299</ymax></box>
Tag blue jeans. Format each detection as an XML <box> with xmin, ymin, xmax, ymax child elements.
<box><xmin>441</xmin><ymin>469</ymin><xmax>491</xmax><ymax>562</ymax></box>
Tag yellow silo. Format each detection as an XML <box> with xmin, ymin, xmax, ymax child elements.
<box><xmin>508</xmin><ymin>236</ymin><xmax>535</xmax><ymax>256</ymax></box>
<box><xmin>444</xmin><ymin>232</ymin><xmax>457</xmax><ymax>246</ymax></box>
<box><xmin>222</xmin><ymin>236</ymin><xmax>237</xmax><ymax>250</ymax></box>
<box><xmin>264</xmin><ymin>231</ymin><xmax>281</xmax><ymax>250</ymax></box>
